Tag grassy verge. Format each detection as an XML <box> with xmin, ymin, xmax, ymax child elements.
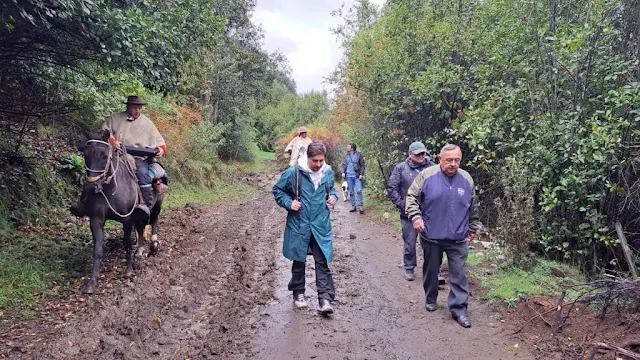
<box><xmin>233</xmin><ymin>149</ymin><xmax>276</xmax><ymax>173</ymax></box>
<box><xmin>0</xmin><ymin>234</ymin><xmax>92</xmax><ymax>315</ymax></box>
<box><xmin>164</xmin><ymin>181</ymin><xmax>257</xmax><ymax>209</ymax></box>
<box><xmin>364</xmin><ymin>195</ymin><xmax>401</xmax><ymax>231</ymax></box>
<box><xmin>468</xmin><ymin>251</ymin><xmax>583</xmax><ymax>307</ymax></box>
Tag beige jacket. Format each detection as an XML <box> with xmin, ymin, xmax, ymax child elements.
<box><xmin>103</xmin><ymin>111</ymin><xmax>165</xmax><ymax>149</ymax></box>
<box><xmin>285</xmin><ymin>136</ymin><xmax>313</xmax><ymax>167</ymax></box>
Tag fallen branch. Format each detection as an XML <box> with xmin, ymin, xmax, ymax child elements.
<box><xmin>513</xmin><ymin>304</ymin><xmax>567</xmax><ymax>334</ymax></box>
<box><xmin>587</xmin><ymin>342</ymin><xmax>640</xmax><ymax>360</ymax></box>
<box><xmin>514</xmin><ymin>278</ymin><xmax>640</xmax><ymax>335</ymax></box>
<box><xmin>527</xmin><ymin>303</ymin><xmax>554</xmax><ymax>327</ymax></box>
<box><xmin>615</xmin><ymin>221</ymin><xmax>639</xmax><ymax>279</ymax></box>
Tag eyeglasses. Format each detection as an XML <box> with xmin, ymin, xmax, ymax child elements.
<box><xmin>413</xmin><ymin>152</ymin><xmax>426</xmax><ymax>157</ymax></box>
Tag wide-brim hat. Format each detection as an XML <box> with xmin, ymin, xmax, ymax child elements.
<box><xmin>124</xmin><ymin>95</ymin><xmax>146</xmax><ymax>105</ymax></box>
<box><xmin>297</xmin><ymin>126</ymin><xmax>308</xmax><ymax>134</ymax></box>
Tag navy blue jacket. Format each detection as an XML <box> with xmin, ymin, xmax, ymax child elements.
<box><xmin>387</xmin><ymin>157</ymin><xmax>435</xmax><ymax>219</ymax></box>
<box><xmin>405</xmin><ymin>165</ymin><xmax>482</xmax><ymax>241</ymax></box>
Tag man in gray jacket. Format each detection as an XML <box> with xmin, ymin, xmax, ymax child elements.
<box><xmin>388</xmin><ymin>142</ymin><xmax>444</xmax><ymax>283</ymax></box>
<box><xmin>405</xmin><ymin>144</ymin><xmax>484</xmax><ymax>328</ymax></box>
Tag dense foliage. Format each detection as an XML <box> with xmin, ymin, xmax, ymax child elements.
<box><xmin>0</xmin><ymin>0</ymin><xmax>324</xmax><ymax>232</ymax></box>
<box><xmin>332</xmin><ymin>0</ymin><xmax>640</xmax><ymax>274</ymax></box>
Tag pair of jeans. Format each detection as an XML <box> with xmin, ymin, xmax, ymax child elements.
<box><xmin>135</xmin><ymin>158</ymin><xmax>153</xmax><ymax>205</ymax></box>
<box><xmin>346</xmin><ymin>176</ymin><xmax>363</xmax><ymax>207</ymax></box>
<box><xmin>288</xmin><ymin>235</ymin><xmax>335</xmax><ymax>302</ymax></box>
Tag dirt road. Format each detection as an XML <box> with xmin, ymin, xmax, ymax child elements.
<box><xmin>249</xmin><ymin>197</ymin><xmax>532</xmax><ymax>360</ymax></box>
<box><xmin>2</xmin><ymin>181</ymin><xmax>533</xmax><ymax>359</ymax></box>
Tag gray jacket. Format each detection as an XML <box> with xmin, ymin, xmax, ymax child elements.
<box><xmin>341</xmin><ymin>151</ymin><xmax>366</xmax><ymax>177</ymax></box>
<box><xmin>387</xmin><ymin>157</ymin><xmax>435</xmax><ymax>219</ymax></box>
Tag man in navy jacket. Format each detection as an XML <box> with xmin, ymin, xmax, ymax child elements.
<box><xmin>405</xmin><ymin>144</ymin><xmax>484</xmax><ymax>328</ymax></box>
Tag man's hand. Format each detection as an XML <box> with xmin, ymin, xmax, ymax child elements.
<box><xmin>156</xmin><ymin>146</ymin><xmax>165</xmax><ymax>157</ymax></box>
<box><xmin>466</xmin><ymin>228</ymin><xmax>489</xmax><ymax>242</ymax></box>
<box><xmin>290</xmin><ymin>200</ymin><xmax>302</xmax><ymax>211</ymax></box>
<box><xmin>112</xmin><ymin>140</ymin><xmax>122</xmax><ymax>151</ymax></box>
<box><xmin>413</xmin><ymin>219</ymin><xmax>425</xmax><ymax>232</ymax></box>
<box><xmin>341</xmin><ymin>173</ymin><xmax>345</xmax><ymax>179</ymax></box>
<box><xmin>327</xmin><ymin>196</ymin><xmax>336</xmax><ymax>206</ymax></box>
<box><xmin>359</xmin><ymin>175</ymin><xmax>364</xmax><ymax>180</ymax></box>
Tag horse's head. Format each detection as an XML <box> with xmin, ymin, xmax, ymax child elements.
<box><xmin>83</xmin><ymin>130</ymin><xmax>113</xmax><ymax>183</ymax></box>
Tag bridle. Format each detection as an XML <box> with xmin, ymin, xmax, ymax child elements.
<box><xmin>85</xmin><ymin>140</ymin><xmax>115</xmax><ymax>183</ymax></box>
<box><xmin>84</xmin><ymin>139</ymin><xmax>138</xmax><ymax>218</ymax></box>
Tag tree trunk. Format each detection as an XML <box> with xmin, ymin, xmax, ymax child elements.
<box><xmin>212</xmin><ymin>99</ymin><xmax>219</xmax><ymax>124</ymax></box>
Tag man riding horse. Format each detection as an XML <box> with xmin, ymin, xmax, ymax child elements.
<box><xmin>71</xmin><ymin>95</ymin><xmax>167</xmax><ymax>220</ymax></box>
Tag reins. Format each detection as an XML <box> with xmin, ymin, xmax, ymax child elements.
<box><xmin>84</xmin><ymin>139</ymin><xmax>139</xmax><ymax>218</ymax></box>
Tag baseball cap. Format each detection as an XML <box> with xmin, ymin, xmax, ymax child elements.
<box><xmin>408</xmin><ymin>141</ymin><xmax>427</xmax><ymax>155</ymax></box>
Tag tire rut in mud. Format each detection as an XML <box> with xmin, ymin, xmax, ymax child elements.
<box><xmin>11</xmin><ymin>192</ymin><xmax>281</xmax><ymax>360</ymax></box>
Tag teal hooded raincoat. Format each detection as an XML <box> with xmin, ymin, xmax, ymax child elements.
<box><xmin>273</xmin><ymin>159</ymin><xmax>337</xmax><ymax>263</ymax></box>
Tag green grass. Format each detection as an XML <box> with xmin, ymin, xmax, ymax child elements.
<box><xmin>0</xmin><ymin>235</ymin><xmax>91</xmax><ymax>312</ymax></box>
<box><xmin>466</xmin><ymin>251</ymin><xmax>485</xmax><ymax>266</ymax></box>
<box><xmin>477</xmin><ymin>259</ymin><xmax>582</xmax><ymax>307</ymax></box>
<box><xmin>163</xmin><ymin>181</ymin><xmax>257</xmax><ymax>209</ymax></box>
<box><xmin>256</xmin><ymin>150</ymin><xmax>276</xmax><ymax>162</ymax></box>
<box><xmin>237</xmin><ymin>149</ymin><xmax>276</xmax><ymax>173</ymax></box>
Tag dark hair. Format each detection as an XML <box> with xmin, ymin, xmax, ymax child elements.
<box><xmin>307</xmin><ymin>142</ymin><xmax>327</xmax><ymax>157</ymax></box>
<box><xmin>349</xmin><ymin>143</ymin><xmax>357</xmax><ymax>151</ymax></box>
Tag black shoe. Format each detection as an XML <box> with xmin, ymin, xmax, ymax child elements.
<box><xmin>358</xmin><ymin>206</ymin><xmax>364</xmax><ymax>214</ymax></box>
<box><xmin>453</xmin><ymin>314</ymin><xmax>472</xmax><ymax>328</ymax></box>
<box><xmin>349</xmin><ymin>206</ymin><xmax>357</xmax><ymax>212</ymax></box>
<box><xmin>438</xmin><ymin>275</ymin><xmax>446</xmax><ymax>286</ymax></box>
<box><xmin>425</xmin><ymin>303</ymin><xmax>438</xmax><ymax>312</ymax></box>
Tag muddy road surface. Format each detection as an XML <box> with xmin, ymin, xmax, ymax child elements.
<box><xmin>2</xmin><ymin>183</ymin><xmax>533</xmax><ymax>359</ymax></box>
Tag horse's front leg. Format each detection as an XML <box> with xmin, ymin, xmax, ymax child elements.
<box><xmin>84</xmin><ymin>216</ymin><xmax>105</xmax><ymax>294</ymax></box>
<box><xmin>123</xmin><ymin>221</ymin><xmax>134</xmax><ymax>278</ymax></box>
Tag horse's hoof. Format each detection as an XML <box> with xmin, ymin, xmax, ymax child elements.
<box><xmin>135</xmin><ymin>246</ymin><xmax>148</xmax><ymax>258</ymax></box>
<box><xmin>125</xmin><ymin>268</ymin><xmax>134</xmax><ymax>278</ymax></box>
<box><xmin>83</xmin><ymin>283</ymin><xmax>97</xmax><ymax>294</ymax></box>
<box><xmin>150</xmin><ymin>241</ymin><xmax>159</xmax><ymax>256</ymax></box>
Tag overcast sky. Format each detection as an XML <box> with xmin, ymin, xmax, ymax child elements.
<box><xmin>253</xmin><ymin>0</ymin><xmax>386</xmax><ymax>95</ymax></box>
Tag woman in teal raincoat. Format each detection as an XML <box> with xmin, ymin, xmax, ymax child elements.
<box><xmin>273</xmin><ymin>142</ymin><xmax>338</xmax><ymax>315</ymax></box>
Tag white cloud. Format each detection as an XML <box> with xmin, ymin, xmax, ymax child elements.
<box><xmin>253</xmin><ymin>0</ymin><xmax>386</xmax><ymax>95</ymax></box>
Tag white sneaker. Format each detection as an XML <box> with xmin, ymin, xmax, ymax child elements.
<box><xmin>318</xmin><ymin>299</ymin><xmax>334</xmax><ymax>315</ymax></box>
<box><xmin>294</xmin><ymin>294</ymin><xmax>308</xmax><ymax>309</ymax></box>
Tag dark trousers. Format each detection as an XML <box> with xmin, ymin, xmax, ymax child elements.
<box><xmin>401</xmin><ymin>218</ymin><xmax>418</xmax><ymax>270</ymax></box>
<box><xmin>135</xmin><ymin>158</ymin><xmax>153</xmax><ymax>204</ymax></box>
<box><xmin>288</xmin><ymin>235</ymin><xmax>335</xmax><ymax>303</ymax></box>
<box><xmin>421</xmin><ymin>237</ymin><xmax>469</xmax><ymax>318</ymax></box>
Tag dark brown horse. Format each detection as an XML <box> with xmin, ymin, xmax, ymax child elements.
<box><xmin>80</xmin><ymin>131</ymin><xmax>165</xmax><ymax>294</ymax></box>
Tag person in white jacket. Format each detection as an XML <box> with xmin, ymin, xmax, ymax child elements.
<box><xmin>285</xmin><ymin>126</ymin><xmax>312</xmax><ymax>167</ymax></box>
